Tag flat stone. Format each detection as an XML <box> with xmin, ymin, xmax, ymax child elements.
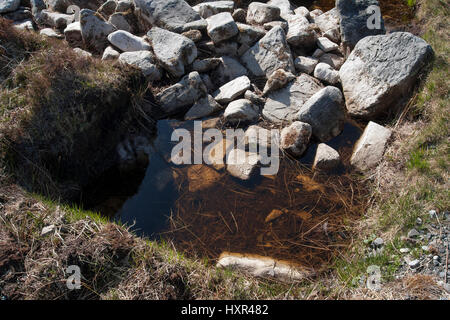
<box><xmin>148</xmin><ymin>27</ymin><xmax>197</xmax><ymax>77</ymax></box>
<box><xmin>340</xmin><ymin>32</ymin><xmax>434</xmax><ymax>119</ymax></box>
<box><xmin>241</xmin><ymin>26</ymin><xmax>295</xmax><ymax>78</ymax></box>
<box><xmin>213</xmin><ymin>75</ymin><xmax>251</xmax><ymax>104</ymax></box>
<box><xmin>40</xmin><ymin>28</ymin><xmax>64</xmax><ymax>38</ymax></box>
<box><xmin>296</xmin><ymin>86</ymin><xmax>346</xmax><ymax>142</ymax></box>
<box><xmin>184</xmin><ymin>95</ymin><xmax>223</xmax><ymax>120</ymax></box>
<box><xmin>350</xmin><ymin>121</ymin><xmax>392</xmax><ymax>171</ymax></box>
<box><xmin>317</xmin><ymin>37</ymin><xmax>339</xmax><ymax>52</ymax></box>
<box><xmin>263</xmin><ymin>73</ymin><xmax>323</xmax><ymax>124</ymax></box>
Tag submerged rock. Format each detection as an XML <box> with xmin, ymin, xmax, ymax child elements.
<box><xmin>340</xmin><ymin>32</ymin><xmax>433</xmax><ymax>119</ymax></box>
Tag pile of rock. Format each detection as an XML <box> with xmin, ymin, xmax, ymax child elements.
<box><xmin>2</xmin><ymin>0</ymin><xmax>433</xmax><ymax>178</ymax></box>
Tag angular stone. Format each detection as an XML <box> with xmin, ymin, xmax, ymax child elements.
<box><xmin>313</xmin><ymin>7</ymin><xmax>339</xmax><ymax>34</ymax></box>
<box><xmin>319</xmin><ymin>53</ymin><xmax>345</xmax><ymax>70</ymax></box>
<box><xmin>246</xmin><ymin>2</ymin><xmax>280</xmax><ymax>24</ymax></box>
<box><xmin>210</xmin><ymin>56</ymin><xmax>248</xmax><ymax>87</ymax></box>
<box><xmin>98</xmin><ymin>0</ymin><xmax>117</xmax><ymax>18</ymax></box>
<box><xmin>294</xmin><ymin>56</ymin><xmax>318</xmax><ymax>74</ymax></box>
<box><xmin>193</xmin><ymin>1</ymin><xmax>234</xmax><ymax>19</ymax></box>
<box><xmin>280</xmin><ymin>121</ymin><xmax>312</xmax><ymax>157</ymax></box>
<box><xmin>262</xmin><ymin>68</ymin><xmax>295</xmax><ymax>96</ymax></box>
<box><xmin>192</xmin><ymin>58</ymin><xmax>221</xmax><ymax>73</ymax></box>
<box><xmin>108</xmin><ymin>13</ymin><xmax>132</xmax><ymax>32</ymax></box>
<box><xmin>263</xmin><ymin>74</ymin><xmax>323</xmax><ymax>124</ymax></box>
<box><xmin>237</xmin><ymin>23</ymin><xmax>266</xmax><ymax>47</ymax></box>
<box><xmin>313</xmin><ymin>143</ymin><xmax>341</xmax><ymax>171</ymax></box>
<box><xmin>340</xmin><ymin>32</ymin><xmax>433</xmax><ymax>119</ymax></box>
<box><xmin>41</xmin><ymin>9</ymin><xmax>74</xmax><ymax>29</ymax></box>
<box><xmin>336</xmin><ymin>0</ymin><xmax>385</xmax><ymax>50</ymax></box>
<box><xmin>263</xmin><ymin>20</ymin><xmax>288</xmax><ymax>31</ymax></box>
<box><xmin>213</xmin><ymin>76</ymin><xmax>251</xmax><ymax>104</ymax></box>
<box><xmin>102</xmin><ymin>46</ymin><xmax>120</xmax><ymax>60</ymax></box>
<box><xmin>206</xmin><ymin>12</ymin><xmax>238</xmax><ymax>43</ymax></box>
<box><xmin>184</xmin><ymin>95</ymin><xmax>223</xmax><ymax>120</ymax></box>
<box><xmin>40</xmin><ymin>28</ymin><xmax>64</xmax><ymax>38</ymax></box>
<box><xmin>134</xmin><ymin>0</ymin><xmax>201</xmax><ymax>33</ymax></box>
<box><xmin>80</xmin><ymin>9</ymin><xmax>115</xmax><ymax>53</ymax></box>
<box><xmin>156</xmin><ymin>72</ymin><xmax>207</xmax><ymax>115</ymax></box>
<box><xmin>182</xmin><ymin>29</ymin><xmax>202</xmax><ymax>42</ymax></box>
<box><xmin>118</xmin><ymin>51</ymin><xmax>161</xmax><ymax>81</ymax></box>
<box><xmin>241</xmin><ymin>26</ymin><xmax>295</xmax><ymax>78</ymax></box>
<box><xmin>267</xmin><ymin>0</ymin><xmax>293</xmax><ymax>20</ymax></box>
<box><xmin>224</xmin><ymin>99</ymin><xmax>259</xmax><ymax>125</ymax></box>
<box><xmin>148</xmin><ymin>27</ymin><xmax>197</xmax><ymax>77</ymax></box>
<box><xmin>226</xmin><ymin>151</ymin><xmax>260</xmax><ymax>180</ymax></box>
<box><xmin>286</xmin><ymin>14</ymin><xmax>317</xmax><ymax>48</ymax></box>
<box><xmin>296</xmin><ymin>86</ymin><xmax>346</xmax><ymax>142</ymax></box>
<box><xmin>350</xmin><ymin>121</ymin><xmax>391</xmax><ymax>171</ymax></box>
<box><xmin>317</xmin><ymin>37</ymin><xmax>338</xmax><ymax>52</ymax></box>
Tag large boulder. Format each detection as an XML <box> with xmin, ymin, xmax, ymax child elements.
<box><xmin>263</xmin><ymin>74</ymin><xmax>323</xmax><ymax>124</ymax></box>
<box><xmin>296</xmin><ymin>86</ymin><xmax>346</xmax><ymax>142</ymax></box>
<box><xmin>340</xmin><ymin>32</ymin><xmax>434</xmax><ymax>119</ymax></box>
<box><xmin>350</xmin><ymin>121</ymin><xmax>392</xmax><ymax>171</ymax></box>
<box><xmin>80</xmin><ymin>9</ymin><xmax>116</xmax><ymax>53</ymax></box>
<box><xmin>148</xmin><ymin>27</ymin><xmax>197</xmax><ymax>77</ymax></box>
<box><xmin>336</xmin><ymin>0</ymin><xmax>385</xmax><ymax>50</ymax></box>
<box><xmin>134</xmin><ymin>0</ymin><xmax>201</xmax><ymax>33</ymax></box>
<box><xmin>241</xmin><ymin>26</ymin><xmax>295</xmax><ymax>78</ymax></box>
<box><xmin>156</xmin><ymin>72</ymin><xmax>208</xmax><ymax>115</ymax></box>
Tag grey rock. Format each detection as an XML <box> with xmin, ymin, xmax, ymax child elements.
<box><xmin>263</xmin><ymin>73</ymin><xmax>323</xmax><ymax>124</ymax></box>
<box><xmin>134</xmin><ymin>0</ymin><xmax>201</xmax><ymax>33</ymax></box>
<box><xmin>241</xmin><ymin>26</ymin><xmax>295</xmax><ymax>78</ymax></box>
<box><xmin>108</xmin><ymin>13</ymin><xmax>132</xmax><ymax>32</ymax></box>
<box><xmin>116</xmin><ymin>0</ymin><xmax>133</xmax><ymax>13</ymax></box>
<box><xmin>246</xmin><ymin>2</ymin><xmax>280</xmax><ymax>24</ymax></box>
<box><xmin>296</xmin><ymin>86</ymin><xmax>346</xmax><ymax>142</ymax></box>
<box><xmin>184</xmin><ymin>95</ymin><xmax>223</xmax><ymax>120</ymax></box>
<box><xmin>336</xmin><ymin>0</ymin><xmax>385</xmax><ymax>50</ymax></box>
<box><xmin>213</xmin><ymin>75</ymin><xmax>251</xmax><ymax>104</ymax></box>
<box><xmin>192</xmin><ymin>58</ymin><xmax>221</xmax><ymax>73</ymax></box>
<box><xmin>280</xmin><ymin>121</ymin><xmax>312</xmax><ymax>157</ymax></box>
<box><xmin>102</xmin><ymin>46</ymin><xmax>120</xmax><ymax>60</ymax></box>
<box><xmin>156</xmin><ymin>72</ymin><xmax>207</xmax><ymax>115</ymax></box>
<box><xmin>408</xmin><ymin>229</ymin><xmax>420</xmax><ymax>238</ymax></box>
<box><xmin>267</xmin><ymin>0</ymin><xmax>293</xmax><ymax>20</ymax></box>
<box><xmin>98</xmin><ymin>0</ymin><xmax>117</xmax><ymax>18</ymax></box>
<box><xmin>40</xmin><ymin>28</ymin><xmax>64</xmax><ymax>38</ymax></box>
<box><xmin>148</xmin><ymin>27</ymin><xmax>197</xmax><ymax>77</ymax></box>
<box><xmin>118</xmin><ymin>51</ymin><xmax>162</xmax><ymax>81</ymax></box>
<box><xmin>64</xmin><ymin>21</ymin><xmax>82</xmax><ymax>47</ymax></box>
<box><xmin>317</xmin><ymin>37</ymin><xmax>339</xmax><ymax>52</ymax></box>
<box><xmin>286</xmin><ymin>14</ymin><xmax>317</xmax><ymax>48</ymax></box>
<box><xmin>313</xmin><ymin>143</ymin><xmax>341</xmax><ymax>171</ymax></box>
<box><xmin>80</xmin><ymin>9</ymin><xmax>115</xmax><ymax>53</ymax></box>
<box><xmin>41</xmin><ymin>9</ymin><xmax>74</xmax><ymax>29</ymax></box>
<box><xmin>408</xmin><ymin>259</ymin><xmax>420</xmax><ymax>269</ymax></box>
<box><xmin>263</xmin><ymin>20</ymin><xmax>288</xmax><ymax>31</ymax></box>
<box><xmin>0</xmin><ymin>0</ymin><xmax>20</xmax><ymax>13</ymax></box>
<box><xmin>193</xmin><ymin>1</ymin><xmax>234</xmax><ymax>19</ymax></box>
<box><xmin>237</xmin><ymin>23</ymin><xmax>266</xmax><ymax>47</ymax></box>
<box><xmin>210</xmin><ymin>56</ymin><xmax>248</xmax><ymax>87</ymax></box>
<box><xmin>314</xmin><ymin>62</ymin><xmax>340</xmax><ymax>85</ymax></box>
<box><xmin>224</xmin><ymin>99</ymin><xmax>259</xmax><ymax>125</ymax></box>
<box><xmin>244</xmin><ymin>90</ymin><xmax>265</xmax><ymax>106</ymax></box>
<box><xmin>313</xmin><ymin>7</ymin><xmax>339</xmax><ymax>33</ymax></box>
<box><xmin>340</xmin><ymin>32</ymin><xmax>433</xmax><ymax>119</ymax></box>
<box><xmin>108</xmin><ymin>30</ymin><xmax>150</xmax><ymax>52</ymax></box>
<box><xmin>182</xmin><ymin>29</ymin><xmax>202</xmax><ymax>42</ymax></box>
<box><xmin>350</xmin><ymin>121</ymin><xmax>392</xmax><ymax>171</ymax></box>
<box><xmin>262</xmin><ymin>68</ymin><xmax>295</xmax><ymax>96</ymax></box>
<box><xmin>319</xmin><ymin>53</ymin><xmax>345</xmax><ymax>70</ymax></box>
<box><xmin>206</xmin><ymin>12</ymin><xmax>238</xmax><ymax>43</ymax></box>
<box><xmin>294</xmin><ymin>56</ymin><xmax>318</xmax><ymax>74</ymax></box>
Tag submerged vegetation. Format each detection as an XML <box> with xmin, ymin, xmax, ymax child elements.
<box><xmin>0</xmin><ymin>0</ymin><xmax>449</xmax><ymax>299</ymax></box>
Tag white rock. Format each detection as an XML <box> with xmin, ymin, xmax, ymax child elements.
<box><xmin>314</xmin><ymin>62</ymin><xmax>340</xmax><ymax>85</ymax></box>
<box><xmin>224</xmin><ymin>99</ymin><xmax>259</xmax><ymax>125</ymax></box>
<box><xmin>313</xmin><ymin>143</ymin><xmax>341</xmax><ymax>171</ymax></box>
<box><xmin>226</xmin><ymin>151</ymin><xmax>260</xmax><ymax>180</ymax></box>
<box><xmin>313</xmin><ymin>7</ymin><xmax>339</xmax><ymax>33</ymax></box>
<box><xmin>236</xmin><ymin>23</ymin><xmax>266</xmax><ymax>47</ymax></box>
<box><xmin>119</xmin><ymin>51</ymin><xmax>162</xmax><ymax>81</ymax></box>
<box><xmin>193</xmin><ymin>1</ymin><xmax>234</xmax><ymax>19</ymax></box>
<box><xmin>0</xmin><ymin>0</ymin><xmax>20</xmax><ymax>14</ymax></box>
<box><xmin>262</xmin><ymin>68</ymin><xmax>295</xmax><ymax>96</ymax></box>
<box><xmin>267</xmin><ymin>0</ymin><xmax>294</xmax><ymax>20</ymax></box>
<box><xmin>40</xmin><ymin>28</ymin><xmax>63</xmax><ymax>38</ymax></box>
<box><xmin>213</xmin><ymin>75</ymin><xmax>251</xmax><ymax>104</ymax></box>
<box><xmin>317</xmin><ymin>37</ymin><xmax>339</xmax><ymax>52</ymax></box>
<box><xmin>108</xmin><ymin>30</ymin><xmax>150</xmax><ymax>52</ymax></box>
<box><xmin>206</xmin><ymin>12</ymin><xmax>239</xmax><ymax>43</ymax></box>
<box><xmin>350</xmin><ymin>121</ymin><xmax>392</xmax><ymax>171</ymax></box>
<box><xmin>319</xmin><ymin>53</ymin><xmax>345</xmax><ymax>70</ymax></box>
<box><xmin>41</xmin><ymin>9</ymin><xmax>74</xmax><ymax>29</ymax></box>
<box><xmin>41</xmin><ymin>224</ymin><xmax>55</xmax><ymax>236</ymax></box>
<box><xmin>246</xmin><ymin>2</ymin><xmax>280</xmax><ymax>24</ymax></box>
<box><xmin>102</xmin><ymin>46</ymin><xmax>120</xmax><ymax>60</ymax></box>
<box><xmin>73</xmin><ymin>47</ymin><xmax>92</xmax><ymax>58</ymax></box>
<box><xmin>210</xmin><ymin>56</ymin><xmax>248</xmax><ymax>87</ymax></box>
<box><xmin>286</xmin><ymin>14</ymin><xmax>317</xmax><ymax>48</ymax></box>
<box><xmin>294</xmin><ymin>56</ymin><xmax>318</xmax><ymax>74</ymax></box>
<box><xmin>64</xmin><ymin>21</ymin><xmax>82</xmax><ymax>46</ymax></box>
<box><xmin>294</xmin><ymin>6</ymin><xmax>310</xmax><ymax>18</ymax></box>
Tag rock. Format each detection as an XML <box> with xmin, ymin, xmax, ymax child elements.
<box><xmin>399</xmin><ymin>248</ymin><xmax>410</xmax><ymax>254</ymax></box>
<box><xmin>294</xmin><ymin>6</ymin><xmax>310</xmax><ymax>18</ymax></box>
<box><xmin>317</xmin><ymin>37</ymin><xmax>338</xmax><ymax>52</ymax></box>
<box><xmin>224</xmin><ymin>99</ymin><xmax>259</xmax><ymax>125</ymax></box>
<box><xmin>187</xmin><ymin>164</ymin><xmax>222</xmax><ymax>192</ymax></box>
<box><xmin>30</xmin><ymin>0</ymin><xmax>46</xmax><ymax>23</ymax></box>
<box><xmin>408</xmin><ymin>228</ymin><xmax>420</xmax><ymax>238</ymax></box>
<box><xmin>263</xmin><ymin>73</ymin><xmax>323</xmax><ymax>124</ymax></box>
<box><xmin>294</xmin><ymin>56</ymin><xmax>318</xmax><ymax>74</ymax></box>
<box><xmin>312</xmin><ymin>48</ymin><xmax>324</xmax><ymax>58</ymax></box>
<box><xmin>296</xmin><ymin>86</ymin><xmax>346</xmax><ymax>142</ymax></box>
<box><xmin>267</xmin><ymin>0</ymin><xmax>293</xmax><ymax>20</ymax></box>
<box><xmin>241</xmin><ymin>26</ymin><xmax>295</xmax><ymax>78</ymax></box>
<box><xmin>102</xmin><ymin>46</ymin><xmax>120</xmax><ymax>60</ymax></box>
<box><xmin>41</xmin><ymin>9</ymin><xmax>74</xmax><ymax>29</ymax></box>
<box><xmin>148</xmin><ymin>27</ymin><xmax>197</xmax><ymax>78</ymax></box>
<box><xmin>226</xmin><ymin>150</ymin><xmax>260</xmax><ymax>180</ymax></box>
<box><xmin>217</xmin><ymin>252</ymin><xmax>313</xmax><ymax>281</ymax></box>
<box><xmin>184</xmin><ymin>95</ymin><xmax>223</xmax><ymax>120</ymax></box>
<box><xmin>286</xmin><ymin>14</ymin><xmax>317</xmax><ymax>48</ymax></box>
<box><xmin>118</xmin><ymin>51</ymin><xmax>162</xmax><ymax>81</ymax></box>
<box><xmin>213</xmin><ymin>75</ymin><xmax>251</xmax><ymax>104</ymax></box>
<box><xmin>200</xmin><ymin>74</ymin><xmax>216</xmax><ymax>92</ymax></box>
<box><xmin>98</xmin><ymin>0</ymin><xmax>117</xmax><ymax>18</ymax></box>
<box><xmin>210</xmin><ymin>56</ymin><xmax>248</xmax><ymax>87</ymax></box>
<box><xmin>64</xmin><ymin>21</ymin><xmax>82</xmax><ymax>47</ymax></box>
<box><xmin>263</xmin><ymin>20</ymin><xmax>288</xmax><ymax>31</ymax></box>
<box><xmin>313</xmin><ymin>7</ymin><xmax>339</xmax><ymax>34</ymax></box>
<box><xmin>280</xmin><ymin>121</ymin><xmax>312</xmax><ymax>157</ymax></box>
<box><xmin>408</xmin><ymin>259</ymin><xmax>420</xmax><ymax>269</ymax></box>
<box><xmin>262</xmin><ymin>68</ymin><xmax>295</xmax><ymax>96</ymax></box>
<box><xmin>206</xmin><ymin>12</ymin><xmax>238</xmax><ymax>44</ymax></box>
<box><xmin>319</xmin><ymin>53</ymin><xmax>345</xmax><ymax>70</ymax></box>
<box><xmin>192</xmin><ymin>58</ymin><xmax>221</xmax><ymax>73</ymax></box>
<box><xmin>193</xmin><ymin>1</ymin><xmax>234</xmax><ymax>19</ymax></box>
<box><xmin>323</xmin><ymin>27</ymin><xmax>340</xmax><ymax>43</ymax></box>
<box><xmin>2</xmin><ymin>7</ymin><xmax>31</xmax><ymax>21</ymax></box>
<box><xmin>244</xmin><ymin>90</ymin><xmax>265</xmax><ymax>106</ymax></box>
<box><xmin>156</xmin><ymin>71</ymin><xmax>207</xmax><ymax>115</ymax></box>
<box><xmin>314</xmin><ymin>62</ymin><xmax>340</xmax><ymax>85</ymax></box>
<box><xmin>108</xmin><ymin>13</ymin><xmax>132</xmax><ymax>32</ymax></box>
<box><xmin>80</xmin><ymin>9</ymin><xmax>115</xmax><ymax>53</ymax></box>
<box><xmin>340</xmin><ymin>32</ymin><xmax>434</xmax><ymax>119</ymax></box>
<box><xmin>134</xmin><ymin>0</ymin><xmax>201</xmax><ymax>33</ymax></box>
<box><xmin>40</xmin><ymin>28</ymin><xmax>64</xmax><ymax>38</ymax></box>
<box><xmin>12</xmin><ymin>19</ymin><xmax>34</xmax><ymax>30</ymax></box>
<box><xmin>73</xmin><ymin>47</ymin><xmax>92</xmax><ymax>58</ymax></box>
<box><xmin>372</xmin><ymin>237</ymin><xmax>384</xmax><ymax>248</ymax></box>
<box><xmin>41</xmin><ymin>224</ymin><xmax>55</xmax><ymax>236</ymax></box>
<box><xmin>336</xmin><ymin>0</ymin><xmax>385</xmax><ymax>50</ymax></box>
<box><xmin>182</xmin><ymin>29</ymin><xmax>202</xmax><ymax>42</ymax></box>
<box><xmin>213</xmin><ymin>40</ymin><xmax>238</xmax><ymax>56</ymax></box>
<box><xmin>108</xmin><ymin>30</ymin><xmax>150</xmax><ymax>52</ymax></box>
<box><xmin>237</xmin><ymin>23</ymin><xmax>266</xmax><ymax>47</ymax></box>
<box><xmin>181</xmin><ymin>19</ymin><xmax>208</xmax><ymax>32</ymax></box>
<box><xmin>246</xmin><ymin>2</ymin><xmax>280</xmax><ymax>24</ymax></box>
<box><xmin>0</xmin><ymin>0</ymin><xmax>20</xmax><ymax>13</ymax></box>
<box><xmin>116</xmin><ymin>0</ymin><xmax>133</xmax><ymax>12</ymax></box>
<box><xmin>313</xmin><ymin>143</ymin><xmax>341</xmax><ymax>171</ymax></box>
<box><xmin>350</xmin><ymin>121</ymin><xmax>392</xmax><ymax>171</ymax></box>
